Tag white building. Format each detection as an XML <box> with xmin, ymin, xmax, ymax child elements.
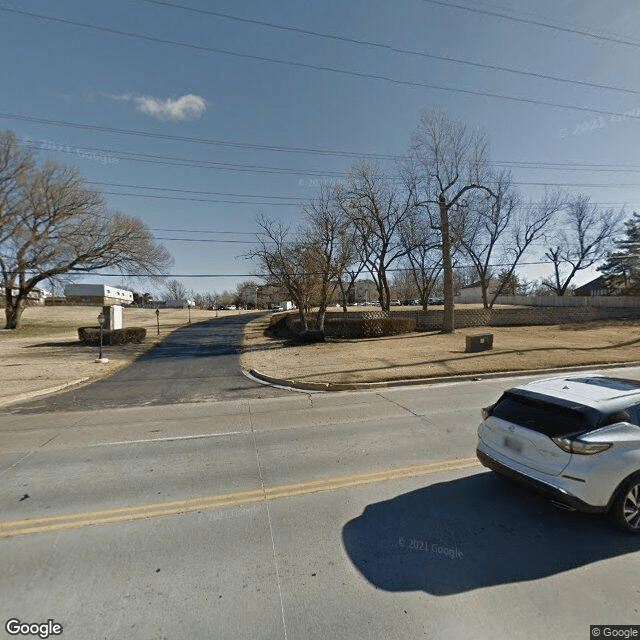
<box><xmin>64</xmin><ymin>284</ymin><xmax>134</xmax><ymax>306</ymax></box>
<box><xmin>0</xmin><ymin>286</ymin><xmax>47</xmax><ymax>305</ymax></box>
<box><xmin>455</xmin><ymin>280</ymin><xmax>500</xmax><ymax>304</ymax></box>
<box><xmin>156</xmin><ymin>298</ymin><xmax>195</xmax><ymax>309</ymax></box>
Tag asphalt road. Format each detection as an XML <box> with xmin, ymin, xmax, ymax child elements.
<box><xmin>2</xmin><ymin>370</ymin><xmax>640</xmax><ymax>640</ymax></box>
<box><xmin>8</xmin><ymin>313</ymin><xmax>293</xmax><ymax>414</ymax></box>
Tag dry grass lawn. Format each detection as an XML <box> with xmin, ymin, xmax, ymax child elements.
<box><xmin>241</xmin><ymin>312</ymin><xmax>640</xmax><ymax>384</ymax></box>
<box><xmin>2</xmin><ymin>305</ymin><xmax>640</xmax><ymax>406</ymax></box>
<box><xmin>0</xmin><ymin>306</ymin><xmax>251</xmax><ymax>405</ymax></box>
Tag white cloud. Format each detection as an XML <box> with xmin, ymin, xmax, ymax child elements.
<box><xmin>105</xmin><ymin>92</ymin><xmax>207</xmax><ymax>121</ymax></box>
<box><xmin>135</xmin><ymin>93</ymin><xmax>207</xmax><ymax>121</ymax></box>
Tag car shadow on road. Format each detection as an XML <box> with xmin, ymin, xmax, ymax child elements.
<box><xmin>342</xmin><ymin>471</ymin><xmax>640</xmax><ymax>596</ymax></box>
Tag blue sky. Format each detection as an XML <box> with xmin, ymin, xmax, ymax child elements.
<box><xmin>1</xmin><ymin>0</ymin><xmax>639</xmax><ymax>296</ymax></box>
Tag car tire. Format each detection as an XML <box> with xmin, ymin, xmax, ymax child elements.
<box><xmin>610</xmin><ymin>475</ymin><xmax>640</xmax><ymax>533</ymax></box>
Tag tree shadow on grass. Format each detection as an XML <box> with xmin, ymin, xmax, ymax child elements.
<box><xmin>25</xmin><ymin>341</ymin><xmax>82</xmax><ymax>348</ymax></box>
<box><xmin>342</xmin><ymin>471</ymin><xmax>640</xmax><ymax>595</ymax></box>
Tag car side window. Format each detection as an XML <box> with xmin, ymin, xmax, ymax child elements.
<box><xmin>603</xmin><ymin>410</ymin><xmax>631</xmax><ymax>426</ymax></box>
<box><xmin>626</xmin><ymin>404</ymin><xmax>640</xmax><ymax>427</ymax></box>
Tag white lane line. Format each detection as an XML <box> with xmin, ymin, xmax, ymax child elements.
<box><xmin>83</xmin><ymin>430</ymin><xmax>249</xmax><ymax>447</ymax></box>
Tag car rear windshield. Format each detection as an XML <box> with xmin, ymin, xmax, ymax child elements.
<box><xmin>491</xmin><ymin>392</ymin><xmax>594</xmax><ymax>438</ymax></box>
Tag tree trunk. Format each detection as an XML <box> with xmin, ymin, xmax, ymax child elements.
<box><xmin>297</xmin><ymin>306</ymin><xmax>308</xmax><ymax>331</ymax></box>
<box><xmin>439</xmin><ymin>196</ymin><xmax>455</xmax><ymax>333</ymax></box>
<box><xmin>481</xmin><ymin>281</ymin><xmax>489</xmax><ymax>309</ymax></box>
<box><xmin>338</xmin><ymin>280</ymin><xmax>348</xmax><ymax>312</ymax></box>
<box><xmin>316</xmin><ymin>307</ymin><xmax>327</xmax><ymax>332</ymax></box>
<box><xmin>382</xmin><ymin>275</ymin><xmax>391</xmax><ymax>311</ymax></box>
<box><xmin>4</xmin><ymin>292</ymin><xmax>27</xmax><ymax>329</ymax></box>
<box><xmin>316</xmin><ymin>279</ymin><xmax>329</xmax><ymax>331</ymax></box>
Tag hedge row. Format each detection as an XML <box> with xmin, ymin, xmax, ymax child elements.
<box><xmin>78</xmin><ymin>326</ymin><xmax>147</xmax><ymax>345</ymax></box>
<box><xmin>324</xmin><ymin>316</ymin><xmax>416</xmax><ymax>338</ymax></box>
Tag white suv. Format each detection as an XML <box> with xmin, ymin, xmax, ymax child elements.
<box><xmin>476</xmin><ymin>374</ymin><xmax>640</xmax><ymax>532</ymax></box>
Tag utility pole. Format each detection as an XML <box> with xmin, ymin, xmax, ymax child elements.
<box><xmin>439</xmin><ymin>193</ymin><xmax>455</xmax><ymax>334</ymax></box>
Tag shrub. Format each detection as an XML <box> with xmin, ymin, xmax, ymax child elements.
<box><xmin>110</xmin><ymin>327</ymin><xmax>146</xmax><ymax>345</ymax></box>
<box><xmin>266</xmin><ymin>315</ymin><xmax>302</xmax><ymax>338</ymax></box>
<box><xmin>287</xmin><ymin>330</ymin><xmax>325</xmax><ymax>345</ymax></box>
<box><xmin>78</xmin><ymin>326</ymin><xmax>146</xmax><ymax>345</ymax></box>
<box><xmin>325</xmin><ymin>316</ymin><xmax>416</xmax><ymax>338</ymax></box>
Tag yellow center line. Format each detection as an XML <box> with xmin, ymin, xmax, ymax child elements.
<box><xmin>0</xmin><ymin>457</ymin><xmax>480</xmax><ymax>538</ymax></box>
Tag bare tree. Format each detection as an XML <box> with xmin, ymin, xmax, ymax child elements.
<box><xmin>0</xmin><ymin>131</ymin><xmax>34</xmax><ymax>245</ymax></box>
<box><xmin>337</xmin><ymin>262</ymin><xmax>366</xmax><ymax>311</ymax></box>
<box><xmin>391</xmin><ymin>267</ymin><xmax>418</xmax><ymax>302</ymax></box>
<box><xmin>0</xmin><ymin>141</ymin><xmax>171</xmax><ymax>329</ymax></box>
<box><xmin>248</xmin><ymin>215</ymin><xmax>316</xmax><ymax>330</ymax></box>
<box><xmin>337</xmin><ymin>162</ymin><xmax>417</xmax><ymax>311</ymax></box>
<box><xmin>301</xmin><ymin>183</ymin><xmax>355</xmax><ymax>330</ymax></box>
<box><xmin>399</xmin><ymin>211</ymin><xmax>443</xmax><ymax>309</ymax></box>
<box><xmin>495</xmin><ymin>268</ymin><xmax>529</xmax><ymax>295</ymax></box>
<box><xmin>234</xmin><ymin>280</ymin><xmax>260</xmax><ymax>309</ymax></box>
<box><xmin>542</xmin><ymin>195</ymin><xmax>624</xmax><ymax>295</ymax></box>
<box><xmin>455</xmin><ymin>171</ymin><xmax>521</xmax><ymax>308</ymax></box>
<box><xmin>164</xmin><ymin>279</ymin><xmax>188</xmax><ymax>300</ymax></box>
<box><xmin>481</xmin><ymin>191</ymin><xmax>565</xmax><ymax>306</ymax></box>
<box><xmin>408</xmin><ymin>109</ymin><xmax>497</xmax><ymax>331</ymax></box>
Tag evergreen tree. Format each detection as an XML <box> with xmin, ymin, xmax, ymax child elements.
<box><xmin>599</xmin><ymin>212</ymin><xmax>640</xmax><ymax>294</ymax></box>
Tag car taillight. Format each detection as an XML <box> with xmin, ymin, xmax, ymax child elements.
<box><xmin>481</xmin><ymin>404</ymin><xmax>495</xmax><ymax>420</ymax></box>
<box><xmin>552</xmin><ymin>437</ymin><xmax>612</xmax><ymax>455</ymax></box>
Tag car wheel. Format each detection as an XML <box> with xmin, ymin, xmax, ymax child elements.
<box><xmin>611</xmin><ymin>476</ymin><xmax>640</xmax><ymax>533</ymax></box>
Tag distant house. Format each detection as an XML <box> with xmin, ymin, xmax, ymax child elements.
<box><xmin>156</xmin><ymin>298</ymin><xmax>195</xmax><ymax>309</ymax></box>
<box><xmin>64</xmin><ymin>284</ymin><xmax>134</xmax><ymax>306</ymax></box>
<box><xmin>573</xmin><ymin>276</ymin><xmax>622</xmax><ymax>297</ymax></box>
<box><xmin>0</xmin><ymin>286</ymin><xmax>47</xmax><ymax>305</ymax></box>
<box><xmin>455</xmin><ymin>280</ymin><xmax>500</xmax><ymax>304</ymax></box>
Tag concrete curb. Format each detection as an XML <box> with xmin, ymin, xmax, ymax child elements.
<box><xmin>248</xmin><ymin>361</ymin><xmax>640</xmax><ymax>393</ymax></box>
<box><xmin>0</xmin><ymin>378</ymin><xmax>91</xmax><ymax>408</ymax></box>
<box><xmin>247</xmin><ymin>369</ymin><xmax>329</xmax><ymax>391</ymax></box>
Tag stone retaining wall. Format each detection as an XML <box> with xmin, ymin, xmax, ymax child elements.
<box><xmin>322</xmin><ymin>306</ymin><xmax>639</xmax><ymax>333</ymax></box>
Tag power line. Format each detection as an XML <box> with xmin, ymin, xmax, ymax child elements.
<box><xmin>152</xmin><ymin>227</ymin><xmax>256</xmax><ymax>236</ymax></box>
<box><xmin>140</xmin><ymin>0</ymin><xmax>640</xmax><ymax>96</ymax></box>
<box><xmin>3</xmin><ymin>8</ymin><xmax>640</xmax><ymax>122</ymax></box>
<box><xmin>0</xmin><ymin>112</ymin><xmax>398</xmax><ymax>160</ymax></box>
<box><xmin>87</xmin><ymin>180</ymin><xmax>302</xmax><ymax>201</ymax></box>
<box><xmin>419</xmin><ymin>0</ymin><xmax>640</xmax><ymax>49</ymax></box>
<box><xmin>495</xmin><ymin>161</ymin><xmax>640</xmax><ymax>174</ymax></box>
<box><xmin>516</xmin><ymin>181</ymin><xmax>640</xmax><ymax>188</ymax></box>
<box><xmin>6</xmin><ymin>111</ymin><xmax>640</xmax><ymax>177</ymax></box>
<box><xmin>55</xmin><ymin>260</ymin><xmax>572</xmax><ymax>279</ymax></box>
<box><xmin>100</xmin><ymin>191</ymin><xmax>300</xmax><ymax>206</ymax></box>
<box><xmin>90</xmin><ymin>176</ymin><xmax>640</xmax><ymax>199</ymax></box>
<box><xmin>20</xmin><ymin>139</ymin><xmax>640</xmax><ymax>177</ymax></box>
<box><xmin>154</xmin><ymin>237</ymin><xmax>255</xmax><ymax>244</ymax></box>
<box><xmin>17</xmin><ymin>140</ymin><xmax>350</xmax><ymax>177</ymax></box>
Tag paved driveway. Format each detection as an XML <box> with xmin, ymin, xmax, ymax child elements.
<box><xmin>9</xmin><ymin>313</ymin><xmax>293</xmax><ymax>414</ymax></box>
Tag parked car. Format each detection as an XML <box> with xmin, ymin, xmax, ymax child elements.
<box><xmin>271</xmin><ymin>306</ymin><xmax>284</xmax><ymax>312</ymax></box>
<box><xmin>476</xmin><ymin>374</ymin><xmax>640</xmax><ymax>532</ymax></box>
